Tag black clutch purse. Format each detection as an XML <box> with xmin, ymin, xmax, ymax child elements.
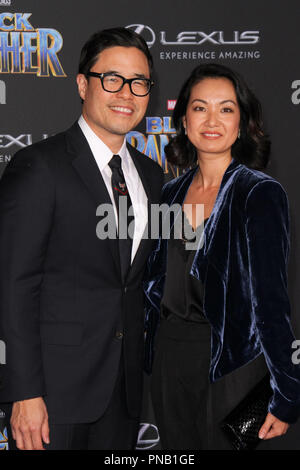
<box><xmin>220</xmin><ymin>374</ymin><xmax>273</xmax><ymax>450</ymax></box>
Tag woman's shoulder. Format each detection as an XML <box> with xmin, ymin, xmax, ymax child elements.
<box><xmin>234</xmin><ymin>164</ymin><xmax>289</xmax><ymax>213</ymax></box>
<box><xmin>235</xmin><ymin>164</ymin><xmax>287</xmax><ymax>198</ymax></box>
<box><xmin>162</xmin><ymin>167</ymin><xmax>196</xmax><ymax>203</ymax></box>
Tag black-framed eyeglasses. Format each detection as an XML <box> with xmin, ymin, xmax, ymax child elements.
<box><xmin>87</xmin><ymin>72</ymin><xmax>154</xmax><ymax>97</ymax></box>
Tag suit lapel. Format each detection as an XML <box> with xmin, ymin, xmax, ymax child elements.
<box><xmin>160</xmin><ymin>158</ymin><xmax>242</xmax><ymax>284</ymax></box>
<box><xmin>126</xmin><ymin>144</ymin><xmax>159</xmax><ymax>282</ymax></box>
<box><xmin>65</xmin><ymin>125</ymin><xmax>163</xmax><ymax>283</ymax></box>
<box><xmin>66</xmin><ymin>123</ymin><xmax>120</xmax><ymax>275</ymax></box>
<box><xmin>128</xmin><ymin>143</ymin><xmax>153</xmax><ymax>201</ymax></box>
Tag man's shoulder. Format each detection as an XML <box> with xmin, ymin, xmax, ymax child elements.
<box><xmin>127</xmin><ymin>142</ymin><xmax>164</xmax><ymax>176</ymax></box>
<box><xmin>10</xmin><ymin>123</ymin><xmax>81</xmax><ymax>170</ymax></box>
<box><xmin>12</xmin><ymin>128</ymin><xmax>68</xmax><ymax>163</ymax></box>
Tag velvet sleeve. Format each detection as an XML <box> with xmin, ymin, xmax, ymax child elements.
<box><xmin>245</xmin><ymin>179</ymin><xmax>300</xmax><ymax>423</ymax></box>
<box><xmin>143</xmin><ymin>181</ymin><xmax>173</xmax><ymax>374</ymax></box>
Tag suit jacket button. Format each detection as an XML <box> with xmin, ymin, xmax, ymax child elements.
<box><xmin>124</xmin><ymin>286</ymin><xmax>127</xmax><ymax>293</ymax></box>
<box><xmin>115</xmin><ymin>331</ymin><xmax>123</xmax><ymax>339</ymax></box>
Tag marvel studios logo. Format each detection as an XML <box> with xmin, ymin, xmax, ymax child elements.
<box><xmin>167</xmin><ymin>100</ymin><xmax>176</xmax><ymax>110</ymax></box>
<box><xmin>0</xmin><ymin>0</ymin><xmax>11</xmax><ymax>5</ymax></box>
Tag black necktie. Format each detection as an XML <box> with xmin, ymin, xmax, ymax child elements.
<box><xmin>108</xmin><ymin>154</ymin><xmax>134</xmax><ymax>282</ymax></box>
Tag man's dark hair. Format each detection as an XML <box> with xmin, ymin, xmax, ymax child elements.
<box><xmin>166</xmin><ymin>63</ymin><xmax>270</xmax><ymax>170</ymax></box>
<box><xmin>78</xmin><ymin>27</ymin><xmax>153</xmax><ymax>77</ymax></box>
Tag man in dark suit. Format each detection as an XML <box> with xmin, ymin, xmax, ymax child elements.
<box><xmin>0</xmin><ymin>27</ymin><xmax>164</xmax><ymax>450</ymax></box>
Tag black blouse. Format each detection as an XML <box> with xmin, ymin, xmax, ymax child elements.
<box><xmin>161</xmin><ymin>211</ymin><xmax>209</xmax><ymax>324</ymax></box>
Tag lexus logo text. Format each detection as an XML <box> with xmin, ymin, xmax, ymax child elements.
<box><xmin>126</xmin><ymin>25</ymin><xmax>260</xmax><ymax>47</ymax></box>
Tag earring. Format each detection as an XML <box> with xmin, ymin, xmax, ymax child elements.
<box><xmin>184</xmin><ymin>127</ymin><xmax>187</xmax><ymax>135</ymax></box>
<box><xmin>238</xmin><ymin>129</ymin><xmax>241</xmax><ymax>139</ymax></box>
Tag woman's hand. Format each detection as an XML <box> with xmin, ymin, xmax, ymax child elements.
<box><xmin>258</xmin><ymin>412</ymin><xmax>289</xmax><ymax>440</ymax></box>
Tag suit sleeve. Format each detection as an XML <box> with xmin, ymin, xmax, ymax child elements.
<box><xmin>143</xmin><ymin>180</ymin><xmax>172</xmax><ymax>374</ymax></box>
<box><xmin>0</xmin><ymin>148</ymin><xmax>55</xmax><ymax>402</ymax></box>
<box><xmin>245</xmin><ymin>180</ymin><xmax>300</xmax><ymax>423</ymax></box>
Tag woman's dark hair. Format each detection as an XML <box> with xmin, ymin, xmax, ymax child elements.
<box><xmin>78</xmin><ymin>27</ymin><xmax>153</xmax><ymax>77</ymax></box>
<box><xmin>165</xmin><ymin>63</ymin><xmax>270</xmax><ymax>170</ymax></box>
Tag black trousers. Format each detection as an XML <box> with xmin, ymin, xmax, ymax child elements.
<box><xmin>6</xmin><ymin>356</ymin><xmax>140</xmax><ymax>450</ymax></box>
<box><xmin>151</xmin><ymin>317</ymin><xmax>274</xmax><ymax>450</ymax></box>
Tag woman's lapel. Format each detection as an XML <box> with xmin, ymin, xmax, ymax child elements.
<box><xmin>190</xmin><ymin>158</ymin><xmax>242</xmax><ymax>283</ymax></box>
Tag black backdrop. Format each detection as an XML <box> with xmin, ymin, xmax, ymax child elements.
<box><xmin>0</xmin><ymin>0</ymin><xmax>300</xmax><ymax>450</ymax></box>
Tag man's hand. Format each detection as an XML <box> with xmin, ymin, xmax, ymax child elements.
<box><xmin>10</xmin><ymin>397</ymin><xmax>50</xmax><ymax>450</ymax></box>
<box><xmin>258</xmin><ymin>412</ymin><xmax>289</xmax><ymax>440</ymax></box>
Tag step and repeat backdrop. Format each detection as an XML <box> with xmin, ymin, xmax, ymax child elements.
<box><xmin>0</xmin><ymin>0</ymin><xmax>300</xmax><ymax>450</ymax></box>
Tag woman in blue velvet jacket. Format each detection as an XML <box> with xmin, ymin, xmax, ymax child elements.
<box><xmin>144</xmin><ymin>63</ymin><xmax>300</xmax><ymax>449</ymax></box>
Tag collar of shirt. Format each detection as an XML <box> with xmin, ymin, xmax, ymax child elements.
<box><xmin>77</xmin><ymin>115</ymin><xmax>148</xmax><ymax>263</ymax></box>
<box><xmin>78</xmin><ymin>115</ymin><xmax>128</xmax><ymax>172</ymax></box>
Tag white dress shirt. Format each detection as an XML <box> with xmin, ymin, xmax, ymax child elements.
<box><xmin>78</xmin><ymin>115</ymin><xmax>148</xmax><ymax>263</ymax></box>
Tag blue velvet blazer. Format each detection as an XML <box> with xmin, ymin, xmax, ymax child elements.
<box><xmin>144</xmin><ymin>158</ymin><xmax>300</xmax><ymax>423</ymax></box>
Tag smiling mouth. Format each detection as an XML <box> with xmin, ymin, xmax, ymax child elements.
<box><xmin>202</xmin><ymin>132</ymin><xmax>222</xmax><ymax>138</ymax></box>
<box><xmin>110</xmin><ymin>106</ymin><xmax>134</xmax><ymax>115</ymax></box>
